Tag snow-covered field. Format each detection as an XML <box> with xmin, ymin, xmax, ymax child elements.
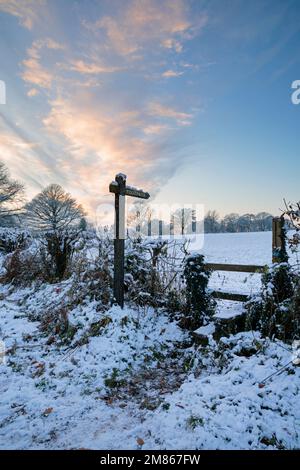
<box><xmin>198</xmin><ymin>231</ymin><xmax>298</xmax><ymax>297</ymax></box>
<box><xmin>198</xmin><ymin>231</ymin><xmax>273</xmax><ymax>265</ymax></box>
<box><xmin>0</xmin><ymin>231</ymin><xmax>299</xmax><ymax>450</ymax></box>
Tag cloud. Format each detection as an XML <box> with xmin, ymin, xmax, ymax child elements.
<box><xmin>27</xmin><ymin>88</ymin><xmax>39</xmax><ymax>97</ymax></box>
<box><xmin>67</xmin><ymin>60</ymin><xmax>122</xmax><ymax>75</ymax></box>
<box><xmin>148</xmin><ymin>102</ymin><xmax>193</xmax><ymax>126</ymax></box>
<box><xmin>143</xmin><ymin>124</ymin><xmax>169</xmax><ymax>135</ymax></box>
<box><xmin>0</xmin><ymin>0</ymin><xmax>46</xmax><ymax>29</ymax></box>
<box><xmin>21</xmin><ymin>37</ymin><xmax>121</xmax><ymax>93</ymax></box>
<box><xmin>84</xmin><ymin>0</ymin><xmax>206</xmax><ymax>57</ymax></box>
<box><xmin>161</xmin><ymin>38</ymin><xmax>183</xmax><ymax>53</ymax></box>
<box><xmin>11</xmin><ymin>0</ymin><xmax>202</xmax><ymax>215</ymax></box>
<box><xmin>39</xmin><ymin>95</ymin><xmax>193</xmax><ymax>214</ymax></box>
<box><xmin>22</xmin><ymin>58</ymin><xmax>53</xmax><ymax>89</ymax></box>
<box><xmin>43</xmin><ymin>98</ymin><xmax>147</xmax><ymax>167</ymax></box>
<box><xmin>21</xmin><ymin>38</ymin><xmax>65</xmax><ymax>89</ymax></box>
<box><xmin>180</xmin><ymin>62</ymin><xmax>197</xmax><ymax>68</ymax></box>
<box><xmin>162</xmin><ymin>69</ymin><xmax>184</xmax><ymax>78</ymax></box>
<box><xmin>41</xmin><ymin>98</ymin><xmax>145</xmax><ymax>209</ymax></box>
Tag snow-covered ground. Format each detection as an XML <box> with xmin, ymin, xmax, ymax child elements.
<box><xmin>0</xmin><ymin>282</ymin><xmax>188</xmax><ymax>449</ymax></box>
<box><xmin>0</xmin><ymin>231</ymin><xmax>299</xmax><ymax>450</ymax></box>
<box><xmin>0</xmin><ymin>281</ymin><xmax>299</xmax><ymax>449</ymax></box>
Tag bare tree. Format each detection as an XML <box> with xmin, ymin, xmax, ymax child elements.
<box><xmin>0</xmin><ymin>161</ymin><xmax>24</xmax><ymax>217</ymax></box>
<box><xmin>172</xmin><ymin>208</ymin><xmax>193</xmax><ymax>235</ymax></box>
<box><xmin>25</xmin><ymin>184</ymin><xmax>86</xmax><ymax>280</ymax></box>
<box><xmin>25</xmin><ymin>184</ymin><xmax>85</xmax><ymax>232</ymax></box>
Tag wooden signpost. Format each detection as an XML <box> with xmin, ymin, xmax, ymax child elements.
<box><xmin>109</xmin><ymin>173</ymin><xmax>150</xmax><ymax>308</ymax></box>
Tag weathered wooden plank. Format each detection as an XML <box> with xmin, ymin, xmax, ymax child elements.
<box><xmin>211</xmin><ymin>291</ymin><xmax>249</xmax><ymax>302</ymax></box>
<box><xmin>205</xmin><ymin>263</ymin><xmax>266</xmax><ymax>273</ymax></box>
<box><xmin>124</xmin><ymin>187</ymin><xmax>150</xmax><ymax>199</ymax></box>
<box><xmin>109</xmin><ymin>182</ymin><xmax>150</xmax><ymax>199</ymax></box>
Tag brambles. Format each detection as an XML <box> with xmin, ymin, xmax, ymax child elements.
<box><xmin>125</xmin><ymin>238</ymin><xmax>187</xmax><ymax>310</ymax></box>
<box><xmin>2</xmin><ymin>248</ymin><xmax>42</xmax><ymax>285</ymax></box>
<box><xmin>0</xmin><ymin>229</ymin><xmax>30</xmax><ymax>254</ymax></box>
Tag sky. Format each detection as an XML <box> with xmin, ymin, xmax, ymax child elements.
<box><xmin>0</xmin><ymin>0</ymin><xmax>299</xmax><ymax>219</ymax></box>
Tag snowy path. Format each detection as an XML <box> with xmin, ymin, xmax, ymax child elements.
<box><xmin>0</xmin><ymin>284</ymin><xmax>300</xmax><ymax>450</ymax></box>
<box><xmin>0</xmin><ymin>285</ymin><xmax>188</xmax><ymax>449</ymax></box>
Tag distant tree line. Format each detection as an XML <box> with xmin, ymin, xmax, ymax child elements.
<box><xmin>132</xmin><ymin>208</ymin><xmax>274</xmax><ymax>235</ymax></box>
<box><xmin>204</xmin><ymin>210</ymin><xmax>273</xmax><ymax>233</ymax></box>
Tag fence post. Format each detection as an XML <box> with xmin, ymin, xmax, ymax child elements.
<box><xmin>272</xmin><ymin>216</ymin><xmax>288</xmax><ymax>263</ymax></box>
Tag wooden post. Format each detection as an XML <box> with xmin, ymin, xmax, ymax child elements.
<box><xmin>272</xmin><ymin>216</ymin><xmax>287</xmax><ymax>263</ymax></box>
<box><xmin>109</xmin><ymin>174</ymin><xmax>150</xmax><ymax>308</ymax></box>
<box><xmin>114</xmin><ymin>174</ymin><xmax>126</xmax><ymax>309</ymax></box>
<box><xmin>148</xmin><ymin>219</ymin><xmax>152</xmax><ymax>237</ymax></box>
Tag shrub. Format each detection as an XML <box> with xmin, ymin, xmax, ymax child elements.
<box><xmin>183</xmin><ymin>254</ymin><xmax>215</xmax><ymax>329</ymax></box>
<box><xmin>43</xmin><ymin>230</ymin><xmax>78</xmax><ymax>281</ymax></box>
<box><xmin>1</xmin><ymin>248</ymin><xmax>42</xmax><ymax>285</ymax></box>
<box><xmin>288</xmin><ymin>278</ymin><xmax>300</xmax><ymax>339</ymax></box>
<box><xmin>246</xmin><ymin>263</ymin><xmax>297</xmax><ymax>341</ymax></box>
<box><xmin>125</xmin><ymin>239</ymin><xmax>166</xmax><ymax>307</ymax></box>
<box><xmin>78</xmin><ymin>258</ymin><xmax>112</xmax><ymax>307</ymax></box>
<box><xmin>0</xmin><ymin>229</ymin><xmax>30</xmax><ymax>254</ymax></box>
<box><xmin>124</xmin><ymin>237</ymin><xmax>192</xmax><ymax>312</ymax></box>
<box><xmin>165</xmin><ymin>288</ymin><xmax>186</xmax><ymax>314</ymax></box>
<box><xmin>68</xmin><ymin>238</ymin><xmax>113</xmax><ymax>309</ymax></box>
